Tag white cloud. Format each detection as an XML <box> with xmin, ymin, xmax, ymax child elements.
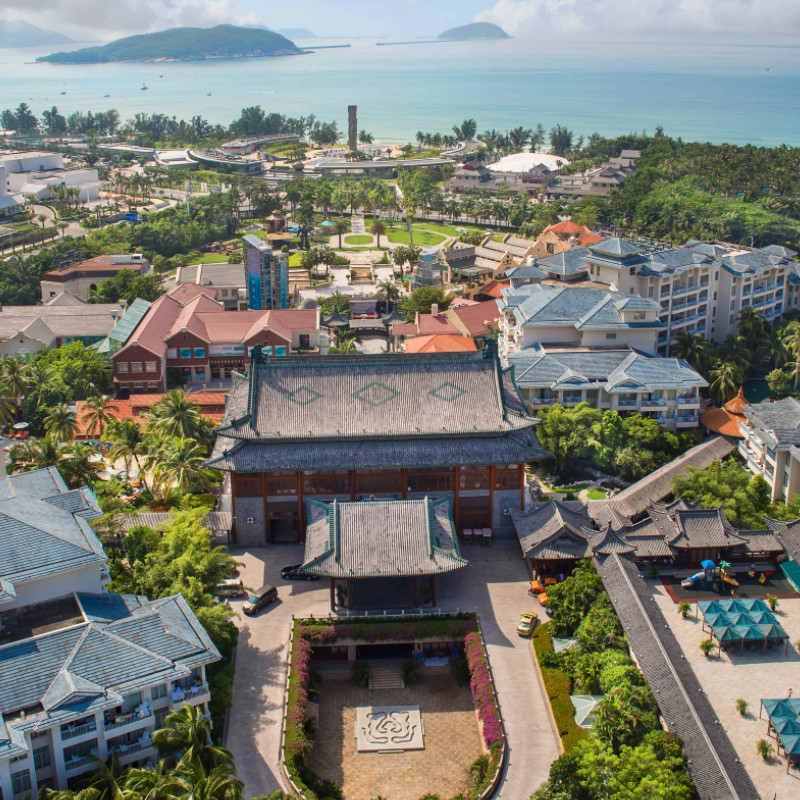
<box><xmin>1</xmin><ymin>0</ymin><xmax>262</xmax><ymax>41</ymax></box>
<box><xmin>476</xmin><ymin>0</ymin><xmax>800</xmax><ymax>35</ymax></box>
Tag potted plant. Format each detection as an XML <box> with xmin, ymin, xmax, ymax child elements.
<box><xmin>766</xmin><ymin>594</ymin><xmax>779</xmax><ymax>612</ymax></box>
<box><xmin>678</xmin><ymin>601</ymin><xmax>691</xmax><ymax>619</ymax></box>
<box><xmin>699</xmin><ymin>638</ymin><xmax>716</xmax><ymax>657</ymax></box>
<box><xmin>756</xmin><ymin>739</ymin><xmax>774</xmax><ymax>761</ymax></box>
<box><xmin>352</xmin><ymin>660</ymin><xmax>371</xmax><ymax>687</ymax></box>
<box><xmin>735</xmin><ymin>698</ymin><xmax>748</xmax><ymax>716</ymax></box>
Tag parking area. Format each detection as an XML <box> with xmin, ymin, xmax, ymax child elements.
<box><xmin>225</xmin><ymin>540</ymin><xmax>560</xmax><ymax>799</ymax></box>
<box><xmin>652</xmin><ymin>580</ymin><xmax>800</xmax><ymax>798</ymax></box>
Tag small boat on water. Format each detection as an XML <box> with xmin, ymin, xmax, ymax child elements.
<box><xmin>103</xmin><ymin>94</ymin><xmax>110</xmax><ymax>98</ymax></box>
<box><xmin>207</xmin><ymin>92</ymin><xmax>212</xmax><ymax>96</ymax></box>
<box><xmin>141</xmin><ymin>83</ymin><xmax>148</xmax><ymax>91</ymax></box>
<box><xmin>60</xmin><ymin>91</ymin><xmax>66</xmax><ymax>95</ymax></box>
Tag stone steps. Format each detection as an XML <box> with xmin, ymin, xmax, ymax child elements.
<box><xmin>369</xmin><ymin>665</ymin><xmax>405</xmax><ymax>690</ymax></box>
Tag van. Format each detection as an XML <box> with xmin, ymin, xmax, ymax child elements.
<box><xmin>242</xmin><ymin>585</ymin><xmax>278</xmax><ymax>616</ymax></box>
<box><xmin>216</xmin><ymin>578</ymin><xmax>246</xmax><ymax>598</ymax></box>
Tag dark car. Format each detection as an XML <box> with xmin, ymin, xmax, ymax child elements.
<box><xmin>281</xmin><ymin>564</ymin><xmax>321</xmax><ymax>581</ymax></box>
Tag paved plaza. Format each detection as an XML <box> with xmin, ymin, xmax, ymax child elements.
<box><xmin>309</xmin><ymin>678</ymin><xmax>481</xmax><ymax>799</ymax></box>
<box><xmin>224</xmin><ymin>539</ymin><xmax>560</xmax><ymax>799</ymax></box>
<box><xmin>652</xmin><ymin>580</ymin><xmax>800</xmax><ymax>799</ymax></box>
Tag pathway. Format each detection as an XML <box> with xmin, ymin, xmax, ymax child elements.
<box><xmin>351</xmin><ymin>213</ymin><xmax>366</xmax><ymax>235</ymax></box>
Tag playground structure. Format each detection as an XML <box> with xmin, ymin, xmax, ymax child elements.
<box><xmin>678</xmin><ymin>559</ymin><xmax>768</xmax><ymax>593</ymax></box>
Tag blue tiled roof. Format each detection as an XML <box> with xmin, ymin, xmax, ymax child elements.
<box><xmin>533</xmin><ymin>248</ymin><xmax>591</xmax><ymax>276</ymax></box>
<box><xmin>0</xmin><ymin>594</ymin><xmax>219</xmax><ymax>724</ymax></box>
<box><xmin>588</xmin><ymin>238</ymin><xmax>645</xmax><ymax>257</ymax></box>
<box><xmin>507</xmin><ymin>346</ymin><xmax>706</xmax><ymax>392</ymax></box>
<box><xmin>0</xmin><ymin>469</ymin><xmax>106</xmax><ymax>598</ymax></box>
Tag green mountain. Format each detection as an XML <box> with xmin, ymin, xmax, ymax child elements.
<box><xmin>438</xmin><ymin>22</ymin><xmax>511</xmax><ymax>41</ymax></box>
<box><xmin>38</xmin><ymin>24</ymin><xmax>302</xmax><ymax>63</ymax></box>
<box><xmin>0</xmin><ymin>19</ymin><xmax>71</xmax><ymax>48</ymax></box>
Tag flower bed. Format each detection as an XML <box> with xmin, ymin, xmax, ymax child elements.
<box><xmin>532</xmin><ymin>623</ymin><xmax>588</xmax><ymax>753</ymax></box>
<box><xmin>283</xmin><ymin>614</ymin><xmax>505</xmax><ymax>800</ymax></box>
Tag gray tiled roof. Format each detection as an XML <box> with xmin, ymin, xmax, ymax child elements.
<box><xmin>501</xmin><ymin>284</ymin><xmax>661</xmax><ymax>331</ymax></box>
<box><xmin>588</xmin><ymin>238</ymin><xmax>645</xmax><ymax>257</ymax></box>
<box><xmin>217</xmin><ymin>350</ymin><xmax>536</xmax><ymax>442</ymax></box>
<box><xmin>508</xmin><ymin>346</ymin><xmax>705</xmax><ymax>392</ymax></box>
<box><xmin>116</xmin><ymin>511</ymin><xmax>231</xmax><ymax>534</ymax></box>
<box><xmin>596</xmin><ymin>553</ymin><xmax>761</xmax><ymax>800</ymax></box>
<box><xmin>0</xmin><ymin>593</ymin><xmax>219</xmax><ymax>729</ymax></box>
<box><xmin>765</xmin><ymin>517</ymin><xmax>800</xmax><ymax>562</ymax></box>
<box><xmin>669</xmin><ymin>508</ymin><xmax>746</xmax><ymax>549</ymax></box>
<box><xmin>533</xmin><ymin>247</ymin><xmax>592</xmax><ymax>276</ymax></box>
<box><xmin>510</xmin><ymin>501</ymin><xmax>593</xmax><ymax>559</ymax></box>
<box><xmin>0</xmin><ymin>469</ymin><xmax>105</xmax><ymax>601</ymax></box>
<box><xmin>302</xmin><ymin>496</ymin><xmax>467</xmax><ymax>578</ymax></box>
<box><xmin>743</xmin><ymin>397</ymin><xmax>800</xmax><ymax>449</ymax></box>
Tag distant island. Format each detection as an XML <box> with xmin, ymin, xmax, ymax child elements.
<box><xmin>276</xmin><ymin>28</ymin><xmax>316</xmax><ymax>39</ymax></box>
<box><xmin>37</xmin><ymin>24</ymin><xmax>302</xmax><ymax>64</ymax></box>
<box><xmin>438</xmin><ymin>22</ymin><xmax>510</xmax><ymax>41</ymax></box>
<box><xmin>0</xmin><ymin>19</ymin><xmax>72</xmax><ymax>48</ymax></box>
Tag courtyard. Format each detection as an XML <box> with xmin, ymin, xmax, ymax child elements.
<box><xmin>651</xmin><ymin>580</ymin><xmax>800</xmax><ymax>798</ymax></box>
<box><xmin>224</xmin><ymin>539</ymin><xmax>560</xmax><ymax>799</ymax></box>
<box><xmin>307</xmin><ymin>675</ymin><xmax>483</xmax><ymax>800</ymax></box>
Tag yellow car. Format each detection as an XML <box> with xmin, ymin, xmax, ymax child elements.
<box><xmin>517</xmin><ymin>611</ymin><xmax>539</xmax><ymax>637</ymax></box>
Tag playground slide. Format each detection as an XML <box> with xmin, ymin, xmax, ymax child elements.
<box><xmin>681</xmin><ymin>572</ymin><xmax>706</xmax><ymax>589</ymax></box>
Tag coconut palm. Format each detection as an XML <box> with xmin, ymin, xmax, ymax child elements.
<box><xmin>370</xmin><ymin>219</ymin><xmax>386</xmax><ymax>248</ymax></box>
<box><xmin>104</xmin><ymin>418</ymin><xmax>148</xmax><ymax>485</ymax></box>
<box><xmin>172</xmin><ymin>762</ymin><xmax>243</xmax><ymax>800</ymax></box>
<box><xmin>124</xmin><ymin>761</ymin><xmax>183</xmax><ymax>800</ymax></box>
<box><xmin>756</xmin><ymin>326</ymin><xmax>788</xmax><ymax>370</ymax></box>
<box><xmin>81</xmin><ymin>394</ymin><xmax>118</xmax><ymax>439</ymax></box>
<box><xmin>709</xmin><ymin>360</ymin><xmax>744</xmax><ymax>405</ymax></box>
<box><xmin>60</xmin><ymin>442</ymin><xmax>102</xmax><ymax>488</ymax></box>
<box><xmin>26</xmin><ymin>361</ymin><xmax>53</xmax><ymax>409</ymax></box>
<box><xmin>670</xmin><ymin>330</ymin><xmax>711</xmax><ymax>374</ymax></box>
<box><xmin>76</xmin><ymin>754</ymin><xmax>125</xmax><ymax>800</ymax></box>
<box><xmin>153</xmin><ymin>704</ymin><xmax>233</xmax><ymax>770</ymax></box>
<box><xmin>782</xmin><ymin>320</ymin><xmax>800</xmax><ymax>387</ymax></box>
<box><xmin>376</xmin><ymin>278</ymin><xmax>402</xmax><ymax>311</ymax></box>
<box><xmin>0</xmin><ymin>356</ymin><xmax>30</xmax><ymax>413</ymax></box>
<box><xmin>147</xmin><ymin>390</ymin><xmax>204</xmax><ymax>440</ymax></box>
<box><xmin>7</xmin><ymin>437</ymin><xmax>68</xmax><ymax>474</ymax></box>
<box><xmin>713</xmin><ymin>334</ymin><xmax>751</xmax><ymax>373</ymax></box>
<box><xmin>44</xmin><ymin>402</ymin><xmax>78</xmax><ymax>442</ymax></box>
<box><xmin>736</xmin><ymin>306</ymin><xmax>767</xmax><ymax>346</ymax></box>
<box><xmin>0</xmin><ymin>394</ymin><xmax>15</xmax><ymax>426</ymax></box>
<box><xmin>150</xmin><ymin>436</ymin><xmax>212</xmax><ymax>496</ymax></box>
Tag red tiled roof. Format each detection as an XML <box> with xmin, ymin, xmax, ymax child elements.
<box><xmin>447</xmin><ymin>300</ymin><xmax>501</xmax><ymax>337</ymax></box>
<box><xmin>416</xmin><ymin>314</ymin><xmax>460</xmax><ymax>335</ymax></box>
<box><xmin>75</xmin><ymin>392</ymin><xmax>227</xmax><ymax>438</ymax></box>
<box><xmin>544</xmin><ymin>220</ymin><xmax>585</xmax><ymax>235</ymax></box>
<box><xmin>479</xmin><ymin>280</ymin><xmax>510</xmax><ymax>299</ymax></box>
<box><xmin>699</xmin><ymin>408</ymin><xmax>745</xmax><ymax>438</ymax></box>
<box><xmin>404</xmin><ymin>335</ymin><xmax>478</xmax><ymax>353</ymax></box>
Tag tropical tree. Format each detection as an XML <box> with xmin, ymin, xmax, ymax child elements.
<box><xmin>0</xmin><ymin>356</ymin><xmax>29</xmax><ymax>413</ymax></box>
<box><xmin>376</xmin><ymin>278</ymin><xmax>402</xmax><ymax>311</ymax></box>
<box><xmin>171</xmin><ymin>761</ymin><xmax>243</xmax><ymax>800</ymax></box>
<box><xmin>104</xmin><ymin>419</ymin><xmax>148</xmax><ymax>482</ymax></box>
<box><xmin>782</xmin><ymin>319</ymin><xmax>800</xmax><ymax>388</ymax></box>
<box><xmin>398</xmin><ymin>286</ymin><xmax>452</xmax><ymax>321</ymax></box>
<box><xmin>150</xmin><ymin>436</ymin><xmax>212</xmax><ymax>497</ymax></box>
<box><xmin>670</xmin><ymin>330</ymin><xmax>711</xmax><ymax>374</ymax></box>
<box><xmin>709</xmin><ymin>361</ymin><xmax>744</xmax><ymax>405</ymax></box>
<box><xmin>713</xmin><ymin>334</ymin><xmax>750</xmax><ymax>373</ymax></box>
<box><xmin>147</xmin><ymin>391</ymin><xmax>205</xmax><ymax>440</ymax></box>
<box><xmin>44</xmin><ymin>402</ymin><xmax>79</xmax><ymax>442</ymax></box>
<box><xmin>81</xmin><ymin>394</ymin><xmax>118</xmax><ymax>439</ymax></box>
<box><xmin>334</xmin><ymin>218</ymin><xmax>348</xmax><ymax>249</ymax></box>
<box><xmin>736</xmin><ymin>306</ymin><xmax>767</xmax><ymax>346</ymax></box>
<box><xmin>7</xmin><ymin>437</ymin><xmax>68</xmax><ymax>475</ymax></box>
<box><xmin>76</xmin><ymin>754</ymin><xmax>125</xmax><ymax>800</ymax></box>
<box><xmin>0</xmin><ymin>394</ymin><xmax>15</xmax><ymax>426</ymax></box>
<box><xmin>370</xmin><ymin>219</ymin><xmax>386</xmax><ymax>247</ymax></box>
<box><xmin>124</xmin><ymin>761</ymin><xmax>183</xmax><ymax>800</ymax></box>
<box><xmin>153</xmin><ymin>704</ymin><xmax>233</xmax><ymax>770</ymax></box>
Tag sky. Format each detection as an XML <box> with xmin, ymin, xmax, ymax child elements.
<box><xmin>3</xmin><ymin>0</ymin><xmax>800</xmax><ymax>41</ymax></box>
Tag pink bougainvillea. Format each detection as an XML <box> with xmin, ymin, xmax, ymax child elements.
<box><xmin>465</xmin><ymin>632</ymin><xmax>504</xmax><ymax>747</ymax></box>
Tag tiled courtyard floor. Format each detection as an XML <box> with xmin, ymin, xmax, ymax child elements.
<box><xmin>651</xmin><ymin>580</ymin><xmax>800</xmax><ymax>799</ymax></box>
<box><xmin>307</xmin><ymin>675</ymin><xmax>483</xmax><ymax>800</ymax></box>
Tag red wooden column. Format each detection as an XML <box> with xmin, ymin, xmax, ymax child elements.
<box><xmin>401</xmin><ymin>468</ymin><xmax>408</xmax><ymax>499</ymax></box>
<box><xmin>349</xmin><ymin>470</ymin><xmax>356</xmax><ymax>500</ymax></box>
<box><xmin>329</xmin><ymin>579</ymin><xmax>336</xmax><ymax>612</ymax></box>
<box><xmin>261</xmin><ymin>472</ymin><xmax>271</xmax><ymax>544</ymax></box>
<box><xmin>296</xmin><ymin>471</ymin><xmax>305</xmax><ymax>542</ymax></box>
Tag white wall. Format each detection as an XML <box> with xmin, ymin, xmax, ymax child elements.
<box><xmin>3</xmin><ymin>564</ymin><xmax>105</xmax><ymax>611</ymax></box>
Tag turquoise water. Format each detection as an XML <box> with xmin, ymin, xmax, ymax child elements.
<box><xmin>2</xmin><ymin>35</ymin><xmax>800</xmax><ymax>145</ymax></box>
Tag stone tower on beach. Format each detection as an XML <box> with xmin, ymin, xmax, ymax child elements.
<box><xmin>348</xmin><ymin>105</ymin><xmax>358</xmax><ymax>151</ymax></box>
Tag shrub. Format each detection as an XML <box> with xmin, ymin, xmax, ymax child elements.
<box><xmin>469</xmin><ymin>754</ymin><xmax>490</xmax><ymax>788</ymax></box>
<box><xmin>592</xmin><ymin>684</ymin><xmax>660</xmax><ymax>752</ymax></box>
<box><xmin>599</xmin><ymin>663</ymin><xmax>644</xmax><ymax>694</ymax></box>
<box><xmin>451</xmin><ymin>653</ymin><xmax>470</xmax><ymax>685</ymax></box>
<box><xmin>736</xmin><ymin>698</ymin><xmax>749</xmax><ymax>716</ymax></box>
<box><xmin>766</xmin><ymin>593</ymin><xmax>779</xmax><ymax>612</ymax></box>
<box><xmin>352</xmin><ymin>660</ymin><xmax>371</xmax><ymax>687</ymax></box>
<box><xmin>678</xmin><ymin>601</ymin><xmax>691</xmax><ymax>618</ymax></box>
<box><xmin>402</xmin><ymin>660</ymin><xmax>421</xmax><ymax>685</ymax></box>
<box><xmin>575</xmin><ymin>595</ymin><xmax>626</xmax><ymax>652</ymax></box>
<box><xmin>464</xmin><ymin>632</ymin><xmax>503</xmax><ymax>747</ymax></box>
<box><xmin>756</xmin><ymin>738</ymin><xmax>774</xmax><ymax>760</ymax></box>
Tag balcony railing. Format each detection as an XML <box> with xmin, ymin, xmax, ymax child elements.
<box><xmin>170</xmin><ymin>682</ymin><xmax>210</xmax><ymax>708</ymax></box>
<box><xmin>676</xmin><ymin>415</ymin><xmax>699</xmax><ymax>424</ymax></box>
<box><xmin>65</xmin><ymin>753</ymin><xmax>97</xmax><ymax>772</ymax></box>
<box><xmin>640</xmin><ymin>398</ymin><xmax>667</xmax><ymax>407</ymax></box>
<box><xmin>617</xmin><ymin>399</ymin><xmax>638</xmax><ymax>408</ymax></box>
<box><xmin>105</xmin><ymin>706</ymin><xmax>152</xmax><ymax>731</ymax></box>
<box><xmin>62</xmin><ymin>722</ymin><xmax>97</xmax><ymax>740</ymax></box>
<box><xmin>677</xmin><ymin>395</ymin><xmax>700</xmax><ymax>405</ymax></box>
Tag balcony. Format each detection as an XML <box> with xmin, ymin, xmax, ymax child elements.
<box><xmin>676</xmin><ymin>415</ymin><xmax>699</xmax><ymax>427</ymax></box>
<box><xmin>616</xmin><ymin>399</ymin><xmax>638</xmax><ymax>408</ymax></box>
<box><xmin>104</xmin><ymin>705</ymin><xmax>153</xmax><ymax>733</ymax></box>
<box><xmin>677</xmin><ymin>395</ymin><xmax>700</xmax><ymax>406</ymax></box>
<box><xmin>65</xmin><ymin>752</ymin><xmax>98</xmax><ymax>773</ymax></box>
<box><xmin>640</xmin><ymin>397</ymin><xmax>667</xmax><ymax>408</ymax></box>
<box><xmin>61</xmin><ymin>722</ymin><xmax>97</xmax><ymax>741</ymax></box>
<box><xmin>169</xmin><ymin>682</ymin><xmax>210</xmax><ymax>710</ymax></box>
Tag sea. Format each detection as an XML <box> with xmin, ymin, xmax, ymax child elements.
<box><xmin>1</xmin><ymin>34</ymin><xmax>800</xmax><ymax>147</ymax></box>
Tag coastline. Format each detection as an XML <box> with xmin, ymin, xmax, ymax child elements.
<box><xmin>36</xmin><ymin>50</ymin><xmax>308</xmax><ymax>64</ymax></box>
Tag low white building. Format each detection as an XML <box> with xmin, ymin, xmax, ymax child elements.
<box><xmin>739</xmin><ymin>397</ymin><xmax>800</xmax><ymax>502</ymax></box>
<box><xmin>0</xmin><ymin>150</ymin><xmax>103</xmax><ymax>203</ymax></box>
<box><xmin>0</xmin><ymin>468</ymin><xmax>220</xmax><ymax>796</ymax></box>
<box><xmin>0</xmin><ymin>164</ymin><xmax>25</xmax><ymax>217</ymax></box>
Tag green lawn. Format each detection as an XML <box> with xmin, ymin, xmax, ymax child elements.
<box><xmin>188</xmin><ymin>254</ymin><xmax>231</xmax><ymax>264</ymax></box>
<box><xmin>586</xmin><ymin>489</ymin><xmax>607</xmax><ymax>500</ymax></box>
<box><xmin>288</xmin><ymin>253</ymin><xmax>303</xmax><ymax>267</ymax></box>
<box><xmin>386</xmin><ymin>228</ymin><xmax>446</xmax><ymax>247</ymax></box>
<box><xmin>344</xmin><ymin>234</ymin><xmax>373</xmax><ymax>245</ymax></box>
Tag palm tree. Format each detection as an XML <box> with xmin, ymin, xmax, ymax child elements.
<box><xmin>376</xmin><ymin>278</ymin><xmax>402</xmax><ymax>311</ymax></box>
<box><xmin>104</xmin><ymin>418</ymin><xmax>148</xmax><ymax>486</ymax></box>
<box><xmin>714</xmin><ymin>334</ymin><xmax>751</xmax><ymax>373</ymax></box>
<box><xmin>334</xmin><ymin>218</ymin><xmax>348</xmax><ymax>249</ymax></box>
<box><xmin>782</xmin><ymin>320</ymin><xmax>800</xmax><ymax>387</ymax></box>
<box><xmin>709</xmin><ymin>361</ymin><xmax>744</xmax><ymax>405</ymax></box>
<box><xmin>61</xmin><ymin>442</ymin><xmax>102</xmax><ymax>488</ymax></box>
<box><xmin>172</xmin><ymin>762</ymin><xmax>243</xmax><ymax>800</ymax></box>
<box><xmin>671</xmin><ymin>330</ymin><xmax>711</xmax><ymax>374</ymax></box>
<box><xmin>0</xmin><ymin>394</ymin><xmax>14</xmax><ymax>427</ymax></box>
<box><xmin>37</xmin><ymin>213</ymin><xmax>48</xmax><ymax>244</ymax></box>
<box><xmin>81</xmin><ymin>394</ymin><xmax>118</xmax><ymax>439</ymax></box>
<box><xmin>370</xmin><ymin>219</ymin><xmax>386</xmax><ymax>248</ymax></box>
<box><xmin>44</xmin><ymin>402</ymin><xmax>78</xmax><ymax>442</ymax></box>
<box><xmin>147</xmin><ymin>390</ymin><xmax>203</xmax><ymax>439</ymax></box>
<box><xmin>57</xmin><ymin>221</ymin><xmax>69</xmax><ymax>238</ymax></box>
<box><xmin>150</xmin><ymin>436</ymin><xmax>211</xmax><ymax>496</ymax></box>
<box><xmin>153</xmin><ymin>704</ymin><xmax>233</xmax><ymax>769</ymax></box>
<box><xmin>124</xmin><ymin>761</ymin><xmax>183</xmax><ymax>800</ymax></box>
<box><xmin>0</xmin><ymin>356</ymin><xmax>30</xmax><ymax>415</ymax></box>
<box><xmin>7</xmin><ymin>437</ymin><xmax>68</xmax><ymax>474</ymax></box>
<box><xmin>77</xmin><ymin>754</ymin><xmax>125</xmax><ymax>800</ymax></box>
<box><xmin>26</xmin><ymin>361</ymin><xmax>53</xmax><ymax>409</ymax></box>
<box><xmin>736</xmin><ymin>306</ymin><xmax>767</xmax><ymax>347</ymax></box>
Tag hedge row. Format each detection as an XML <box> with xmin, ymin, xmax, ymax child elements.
<box><xmin>533</xmin><ymin>623</ymin><xmax>588</xmax><ymax>753</ymax></box>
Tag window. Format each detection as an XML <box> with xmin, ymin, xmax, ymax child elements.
<box><xmin>194</xmin><ymin>368</ymin><xmax>206</xmax><ymax>382</ymax></box>
<box><xmin>33</xmin><ymin>746</ymin><xmax>51</xmax><ymax>770</ymax></box>
<box><xmin>193</xmin><ymin>347</ymin><xmax>205</xmax><ymax>358</ymax></box>
<box><xmin>131</xmin><ymin>362</ymin><xmax>142</xmax><ymax>373</ymax></box>
<box><xmin>275</xmin><ymin>346</ymin><xmax>287</xmax><ymax>356</ymax></box>
<box><xmin>116</xmin><ymin>362</ymin><xmax>128</xmax><ymax>373</ymax></box>
<box><xmin>634</xmin><ymin>311</ymin><xmax>646</xmax><ymax>320</ymax></box>
<box><xmin>179</xmin><ymin>348</ymin><xmax>191</xmax><ymax>359</ymax></box>
<box><xmin>155</xmin><ymin>709</ymin><xmax>169</xmax><ymax>729</ymax></box>
<box><xmin>605</xmin><ymin>333</ymin><xmax>617</xmax><ymax>340</ymax></box>
<box><xmin>12</xmin><ymin>770</ymin><xmax>31</xmax><ymax>797</ymax></box>
<box><xmin>145</xmin><ymin>361</ymin><xmax>157</xmax><ymax>372</ymax></box>
<box><xmin>151</xmin><ymin>684</ymin><xmax>167</xmax><ymax>701</ymax></box>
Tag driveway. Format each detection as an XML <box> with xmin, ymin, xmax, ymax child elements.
<box><xmin>225</xmin><ymin>540</ymin><xmax>559</xmax><ymax>799</ymax></box>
